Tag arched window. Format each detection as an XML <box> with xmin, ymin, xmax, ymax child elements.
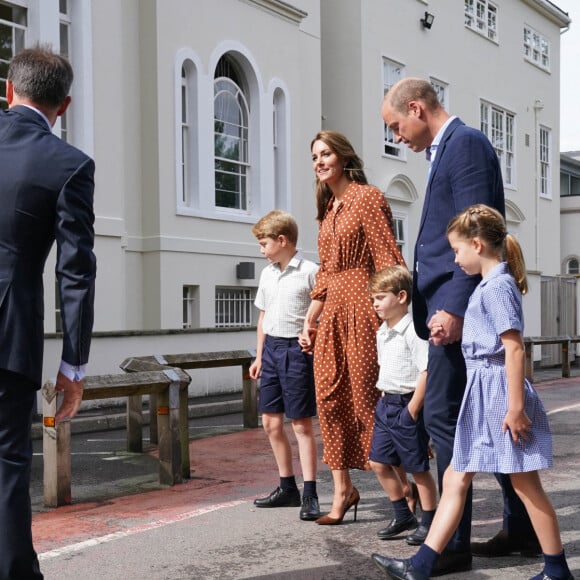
<box><xmin>214</xmin><ymin>56</ymin><xmax>249</xmax><ymax>211</ymax></box>
<box><xmin>567</xmin><ymin>258</ymin><xmax>579</xmax><ymax>275</ymax></box>
<box><xmin>176</xmin><ymin>55</ymin><xmax>199</xmax><ymax>209</ymax></box>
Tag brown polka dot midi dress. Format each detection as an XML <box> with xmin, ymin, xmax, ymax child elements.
<box><xmin>311</xmin><ymin>182</ymin><xmax>406</xmax><ymax>470</ymax></box>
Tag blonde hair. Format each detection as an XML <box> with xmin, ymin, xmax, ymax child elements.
<box><xmin>310</xmin><ymin>130</ymin><xmax>368</xmax><ymax>221</ymax></box>
<box><xmin>447</xmin><ymin>204</ymin><xmax>528</xmax><ymax>294</ymax></box>
<box><xmin>252</xmin><ymin>210</ymin><xmax>298</xmax><ymax>246</ymax></box>
<box><xmin>368</xmin><ymin>266</ymin><xmax>412</xmax><ymax>305</ymax></box>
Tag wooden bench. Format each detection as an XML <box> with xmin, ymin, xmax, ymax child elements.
<box><xmin>42</xmin><ymin>368</ymin><xmax>191</xmax><ymax>507</ymax></box>
<box><xmin>524</xmin><ymin>335</ymin><xmax>580</xmax><ymax>382</ymax></box>
<box><xmin>120</xmin><ymin>350</ymin><xmax>258</xmax><ymax>447</ymax></box>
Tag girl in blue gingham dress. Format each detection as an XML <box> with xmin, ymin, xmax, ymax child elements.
<box><xmin>371</xmin><ymin>205</ymin><xmax>573</xmax><ymax>580</ymax></box>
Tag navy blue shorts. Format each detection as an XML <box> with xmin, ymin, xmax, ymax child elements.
<box><xmin>258</xmin><ymin>335</ymin><xmax>316</xmax><ymax>419</ymax></box>
<box><xmin>368</xmin><ymin>393</ymin><xmax>431</xmax><ymax>473</ymax></box>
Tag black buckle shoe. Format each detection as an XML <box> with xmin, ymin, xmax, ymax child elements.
<box><xmin>471</xmin><ymin>530</ymin><xmax>541</xmax><ymax>557</ymax></box>
<box><xmin>299</xmin><ymin>495</ymin><xmax>321</xmax><ymax>521</ymax></box>
<box><xmin>253</xmin><ymin>487</ymin><xmax>301</xmax><ymax>508</ymax></box>
<box><xmin>431</xmin><ymin>550</ymin><xmax>472</xmax><ymax>577</ymax></box>
<box><xmin>377</xmin><ymin>514</ymin><xmax>418</xmax><ymax>539</ymax></box>
<box><xmin>371</xmin><ymin>554</ymin><xmax>428</xmax><ymax>580</ymax></box>
<box><xmin>406</xmin><ymin>523</ymin><xmax>429</xmax><ymax>545</ymax></box>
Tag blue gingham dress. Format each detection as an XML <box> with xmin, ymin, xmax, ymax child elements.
<box><xmin>452</xmin><ymin>262</ymin><xmax>552</xmax><ymax>473</ymax></box>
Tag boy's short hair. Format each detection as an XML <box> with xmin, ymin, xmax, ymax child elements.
<box><xmin>368</xmin><ymin>266</ymin><xmax>413</xmax><ymax>305</ymax></box>
<box><xmin>252</xmin><ymin>210</ymin><xmax>298</xmax><ymax>246</ymax></box>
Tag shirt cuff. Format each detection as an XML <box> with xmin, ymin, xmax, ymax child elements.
<box><xmin>59</xmin><ymin>361</ymin><xmax>87</xmax><ymax>382</ymax></box>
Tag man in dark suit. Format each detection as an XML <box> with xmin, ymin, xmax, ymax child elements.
<box><xmin>372</xmin><ymin>78</ymin><xmax>538</xmax><ymax>577</ymax></box>
<box><xmin>0</xmin><ymin>46</ymin><xmax>96</xmax><ymax>579</ymax></box>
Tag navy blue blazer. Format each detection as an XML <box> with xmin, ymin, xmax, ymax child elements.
<box><xmin>0</xmin><ymin>105</ymin><xmax>96</xmax><ymax>386</ymax></box>
<box><xmin>412</xmin><ymin>117</ymin><xmax>505</xmax><ymax>340</ymax></box>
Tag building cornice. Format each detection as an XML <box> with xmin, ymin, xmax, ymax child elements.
<box><xmin>240</xmin><ymin>0</ymin><xmax>307</xmax><ymax>24</ymax></box>
<box><xmin>522</xmin><ymin>0</ymin><xmax>571</xmax><ymax>28</ymax></box>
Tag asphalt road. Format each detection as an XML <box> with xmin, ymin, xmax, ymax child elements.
<box><xmin>32</xmin><ymin>376</ymin><xmax>580</xmax><ymax>579</ymax></box>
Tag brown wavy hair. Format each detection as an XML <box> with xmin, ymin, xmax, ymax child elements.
<box><xmin>311</xmin><ymin>130</ymin><xmax>368</xmax><ymax>221</ymax></box>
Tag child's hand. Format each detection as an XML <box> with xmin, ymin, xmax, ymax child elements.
<box><xmin>249</xmin><ymin>360</ymin><xmax>261</xmax><ymax>380</ymax></box>
<box><xmin>502</xmin><ymin>409</ymin><xmax>532</xmax><ymax>443</ymax></box>
<box><xmin>299</xmin><ymin>328</ymin><xmax>316</xmax><ymax>354</ymax></box>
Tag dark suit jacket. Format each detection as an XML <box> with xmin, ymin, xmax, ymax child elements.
<box><xmin>0</xmin><ymin>105</ymin><xmax>96</xmax><ymax>386</ymax></box>
<box><xmin>412</xmin><ymin>117</ymin><xmax>505</xmax><ymax>340</ymax></box>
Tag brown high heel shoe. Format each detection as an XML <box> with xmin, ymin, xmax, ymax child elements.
<box><xmin>315</xmin><ymin>487</ymin><xmax>360</xmax><ymax>525</ymax></box>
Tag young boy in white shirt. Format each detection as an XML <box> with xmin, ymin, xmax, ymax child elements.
<box><xmin>368</xmin><ymin>266</ymin><xmax>438</xmax><ymax>544</ymax></box>
<box><xmin>250</xmin><ymin>210</ymin><xmax>320</xmax><ymax>521</ymax></box>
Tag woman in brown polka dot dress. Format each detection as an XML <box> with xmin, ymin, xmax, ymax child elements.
<box><xmin>301</xmin><ymin>131</ymin><xmax>405</xmax><ymax>524</ymax></box>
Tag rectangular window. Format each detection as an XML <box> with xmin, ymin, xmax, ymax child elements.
<box><xmin>215</xmin><ymin>286</ymin><xmax>255</xmax><ymax>328</ymax></box>
<box><xmin>383</xmin><ymin>58</ymin><xmax>405</xmax><ymax>158</ymax></box>
<box><xmin>465</xmin><ymin>0</ymin><xmax>498</xmax><ymax>42</ymax></box>
<box><xmin>480</xmin><ymin>101</ymin><xmax>515</xmax><ymax>187</ymax></box>
<box><xmin>59</xmin><ymin>0</ymin><xmax>71</xmax><ymax>142</ymax></box>
<box><xmin>392</xmin><ymin>214</ymin><xmax>407</xmax><ymax>264</ymax></box>
<box><xmin>523</xmin><ymin>25</ymin><xmax>550</xmax><ymax>71</ymax></box>
<box><xmin>539</xmin><ymin>126</ymin><xmax>551</xmax><ymax>198</ymax></box>
<box><xmin>0</xmin><ymin>2</ymin><xmax>27</xmax><ymax>110</ymax></box>
<box><xmin>430</xmin><ymin>78</ymin><xmax>448</xmax><ymax>110</ymax></box>
<box><xmin>182</xmin><ymin>285</ymin><xmax>199</xmax><ymax>329</ymax></box>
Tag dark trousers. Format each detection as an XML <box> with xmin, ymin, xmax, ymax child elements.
<box><xmin>424</xmin><ymin>343</ymin><xmax>536</xmax><ymax>553</ymax></box>
<box><xmin>424</xmin><ymin>343</ymin><xmax>472</xmax><ymax>552</ymax></box>
<box><xmin>0</xmin><ymin>370</ymin><xmax>43</xmax><ymax>580</ymax></box>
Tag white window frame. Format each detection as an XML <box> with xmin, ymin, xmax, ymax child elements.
<box><xmin>59</xmin><ymin>0</ymin><xmax>71</xmax><ymax>142</ymax></box>
<box><xmin>182</xmin><ymin>285</ymin><xmax>199</xmax><ymax>329</ymax></box>
<box><xmin>566</xmin><ymin>258</ymin><xmax>579</xmax><ymax>275</ymax></box>
<box><xmin>0</xmin><ymin>1</ymin><xmax>27</xmax><ymax>110</ymax></box>
<box><xmin>215</xmin><ymin>286</ymin><xmax>256</xmax><ymax>328</ymax></box>
<box><xmin>539</xmin><ymin>125</ymin><xmax>551</xmax><ymax>199</ymax></box>
<box><xmin>523</xmin><ymin>24</ymin><xmax>550</xmax><ymax>72</ymax></box>
<box><xmin>383</xmin><ymin>58</ymin><xmax>405</xmax><ymax>159</ymax></box>
<box><xmin>465</xmin><ymin>0</ymin><xmax>498</xmax><ymax>43</ymax></box>
<box><xmin>214</xmin><ymin>57</ymin><xmax>250</xmax><ymax>213</ymax></box>
<box><xmin>430</xmin><ymin>77</ymin><xmax>448</xmax><ymax>110</ymax></box>
<box><xmin>391</xmin><ymin>212</ymin><xmax>408</xmax><ymax>266</ymax></box>
<box><xmin>480</xmin><ymin>101</ymin><xmax>515</xmax><ymax>188</ymax></box>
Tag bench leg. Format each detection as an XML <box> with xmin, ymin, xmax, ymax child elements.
<box><xmin>149</xmin><ymin>393</ymin><xmax>159</xmax><ymax>445</ymax></box>
<box><xmin>156</xmin><ymin>384</ymin><xmax>182</xmax><ymax>486</ymax></box>
<box><xmin>563</xmin><ymin>341</ymin><xmax>571</xmax><ymax>378</ymax></box>
<box><xmin>180</xmin><ymin>385</ymin><xmax>191</xmax><ymax>479</ymax></box>
<box><xmin>525</xmin><ymin>345</ymin><xmax>534</xmax><ymax>382</ymax></box>
<box><xmin>42</xmin><ymin>382</ymin><xmax>72</xmax><ymax>507</ymax></box>
<box><xmin>242</xmin><ymin>361</ymin><xmax>258</xmax><ymax>429</ymax></box>
<box><xmin>127</xmin><ymin>394</ymin><xmax>143</xmax><ymax>453</ymax></box>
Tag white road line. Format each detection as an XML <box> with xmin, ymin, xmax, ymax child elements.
<box><xmin>547</xmin><ymin>402</ymin><xmax>580</xmax><ymax>415</ymax></box>
<box><xmin>38</xmin><ymin>499</ymin><xmax>249</xmax><ymax>561</ymax></box>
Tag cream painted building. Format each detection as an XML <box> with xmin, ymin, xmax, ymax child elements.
<box><xmin>0</xmin><ymin>0</ymin><xmax>571</xmax><ymax>389</ymax></box>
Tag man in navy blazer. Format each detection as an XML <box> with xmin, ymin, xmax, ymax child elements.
<box><xmin>0</xmin><ymin>47</ymin><xmax>96</xmax><ymax>578</ymax></box>
<box><xmin>375</xmin><ymin>78</ymin><xmax>539</xmax><ymax>575</ymax></box>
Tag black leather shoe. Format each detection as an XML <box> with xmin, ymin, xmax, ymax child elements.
<box><xmin>377</xmin><ymin>514</ymin><xmax>418</xmax><ymax>539</ymax></box>
<box><xmin>529</xmin><ymin>573</ymin><xmax>574</xmax><ymax>580</ymax></box>
<box><xmin>253</xmin><ymin>487</ymin><xmax>300</xmax><ymax>508</ymax></box>
<box><xmin>371</xmin><ymin>553</ymin><xmax>428</xmax><ymax>580</ymax></box>
<box><xmin>431</xmin><ymin>550</ymin><xmax>472</xmax><ymax>577</ymax></box>
<box><xmin>471</xmin><ymin>529</ymin><xmax>541</xmax><ymax>557</ymax></box>
<box><xmin>299</xmin><ymin>495</ymin><xmax>321</xmax><ymax>521</ymax></box>
<box><xmin>406</xmin><ymin>523</ymin><xmax>429</xmax><ymax>545</ymax></box>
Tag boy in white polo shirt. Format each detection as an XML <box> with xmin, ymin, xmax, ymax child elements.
<box><xmin>250</xmin><ymin>210</ymin><xmax>320</xmax><ymax>521</ymax></box>
<box><xmin>368</xmin><ymin>266</ymin><xmax>438</xmax><ymax>544</ymax></box>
